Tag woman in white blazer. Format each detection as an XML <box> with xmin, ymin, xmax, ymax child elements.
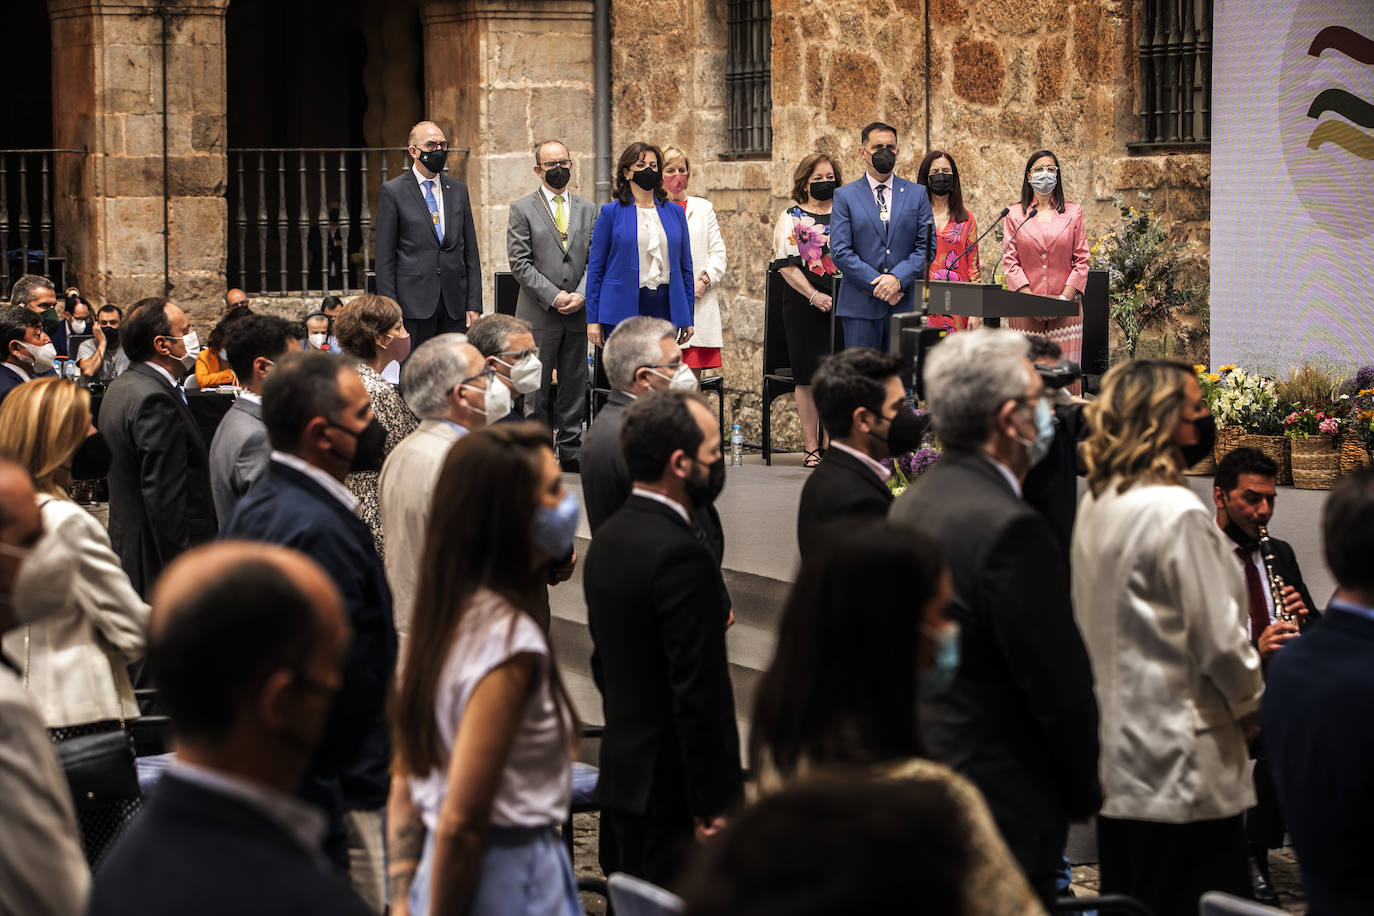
<box><xmin>663</xmin><ymin>146</ymin><xmax>727</xmax><ymax>377</ymax></box>
<box><xmin>0</xmin><ymin>379</ymin><xmax>148</xmax><ymax>730</ymax></box>
<box><xmin>1072</xmin><ymin>359</ymin><xmax>1262</xmax><ymax>916</ymax></box>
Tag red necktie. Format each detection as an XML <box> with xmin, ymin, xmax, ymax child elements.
<box><xmin>1235</xmin><ymin>547</ymin><xmax>1269</xmax><ymax>639</ymax></box>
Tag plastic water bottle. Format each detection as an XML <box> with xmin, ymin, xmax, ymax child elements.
<box><xmin>730</xmin><ymin>424</ymin><xmax>743</xmax><ymax>468</ymax></box>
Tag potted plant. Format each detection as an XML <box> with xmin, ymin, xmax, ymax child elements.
<box><xmin>1337</xmin><ymin>368</ymin><xmax>1374</xmax><ymax>474</ymax></box>
<box><xmin>881</xmin><ymin>447</ymin><xmax>941</xmax><ymax>499</ymax></box>
<box><xmin>1211</xmin><ymin>368</ymin><xmax>1285</xmax><ymax>477</ymax></box>
<box><xmin>1283</xmin><ymin>406</ymin><xmax>1341</xmax><ymax>489</ymax></box>
<box><xmin>1186</xmin><ymin>365</ymin><xmax>1222</xmax><ymax>474</ymax></box>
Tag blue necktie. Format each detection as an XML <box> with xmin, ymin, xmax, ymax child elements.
<box><xmin>423</xmin><ymin>179</ymin><xmax>443</xmax><ymax>242</ymax></box>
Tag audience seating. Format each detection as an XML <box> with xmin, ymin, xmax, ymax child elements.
<box><xmin>607</xmin><ymin>872</ymin><xmax>685</xmax><ymax>916</ymax></box>
<box><xmin>493</xmin><ymin>271</ymin><xmax>519</xmax><ymax>316</ymax></box>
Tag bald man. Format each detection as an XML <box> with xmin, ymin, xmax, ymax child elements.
<box><xmin>90</xmin><ymin>542</ymin><xmax>372</xmax><ymax>916</ymax></box>
<box><xmin>0</xmin><ymin>459</ymin><xmax>89</xmax><ymax>916</ymax></box>
<box><xmin>224</xmin><ymin>288</ymin><xmax>249</xmax><ymax>313</ymax></box>
<box><xmin>374</xmin><ymin>119</ymin><xmax>482</xmax><ymax>349</ymax></box>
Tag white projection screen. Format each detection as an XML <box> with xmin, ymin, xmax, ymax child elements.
<box><xmin>1212</xmin><ymin>0</ymin><xmax>1374</xmax><ymax>374</ymax></box>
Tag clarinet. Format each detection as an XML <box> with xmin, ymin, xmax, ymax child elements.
<box><xmin>1256</xmin><ymin>525</ymin><xmax>1295</xmax><ymax>625</ymax></box>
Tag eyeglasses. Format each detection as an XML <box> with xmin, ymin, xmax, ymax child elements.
<box><xmin>456</xmin><ymin>368</ymin><xmax>495</xmax><ymax>391</ymax></box>
<box><xmin>540</xmin><ymin>159</ymin><xmax>572</xmax><ymax>170</ymax></box>
<box><xmin>640</xmin><ymin>360</ymin><xmax>682</xmax><ymax>373</ymax></box>
<box><xmin>498</xmin><ymin>349</ymin><xmax>537</xmax><ymax>362</ymax></box>
<box><xmin>415</xmin><ymin>141</ymin><xmax>449</xmax><ymax>152</ymax></box>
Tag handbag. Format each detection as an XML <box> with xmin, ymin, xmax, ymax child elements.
<box><xmin>24</xmin><ymin>626</ymin><xmax>140</xmax><ymax>809</ymax></box>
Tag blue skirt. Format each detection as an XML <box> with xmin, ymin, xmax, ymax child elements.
<box><xmin>639</xmin><ymin>285</ymin><xmax>672</xmax><ymax>322</ymax></box>
<box><xmin>409</xmin><ymin>823</ymin><xmax>581</xmax><ymax>916</ymax></box>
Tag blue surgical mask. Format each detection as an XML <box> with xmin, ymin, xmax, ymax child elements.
<box><xmin>1015</xmin><ymin>396</ymin><xmax>1056</xmax><ymax>467</ymax></box>
<box><xmin>532</xmin><ymin>491</ymin><xmax>580</xmax><ymax>559</ymax></box>
<box><xmin>920</xmin><ymin>622</ymin><xmax>961</xmax><ymax>697</ymax></box>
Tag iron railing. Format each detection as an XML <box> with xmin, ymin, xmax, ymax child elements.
<box><xmin>227</xmin><ymin>147</ymin><xmax>470</xmax><ymax>298</ymax></box>
<box><xmin>0</xmin><ymin>149</ymin><xmax>86</xmax><ymax>293</ymax></box>
<box><xmin>724</xmin><ymin>0</ymin><xmax>772</xmax><ymax>158</ymax></box>
<box><xmin>1135</xmin><ymin>0</ymin><xmax>1212</xmax><ymax>146</ymax></box>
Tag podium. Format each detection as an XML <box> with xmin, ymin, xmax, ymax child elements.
<box><xmin>919</xmin><ymin>280</ymin><xmax>1079</xmax><ymax>326</ymax></box>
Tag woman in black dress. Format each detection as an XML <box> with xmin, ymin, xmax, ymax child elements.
<box><xmin>771</xmin><ymin>153</ymin><xmax>844</xmax><ymax>467</ymax></box>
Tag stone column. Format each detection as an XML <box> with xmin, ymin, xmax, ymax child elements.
<box><xmin>416</xmin><ymin>0</ymin><xmax>595</xmax><ymax>311</ymax></box>
<box><xmin>48</xmin><ymin>0</ymin><xmax>228</xmax><ymax>327</ymax></box>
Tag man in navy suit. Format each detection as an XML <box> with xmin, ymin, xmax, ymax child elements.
<box><xmin>0</xmin><ymin>307</ymin><xmax>56</xmax><ymax>406</ymax></box>
<box><xmin>221</xmin><ymin>352</ymin><xmax>397</xmax><ymax>910</ymax></box>
<box><xmin>1264</xmin><ymin>469</ymin><xmax>1374</xmax><ymax>916</ymax></box>
<box><xmin>374</xmin><ymin>120</ymin><xmax>482</xmax><ymax>349</ymax></box>
<box><xmin>829</xmin><ymin>121</ymin><xmax>935</xmax><ymax>352</ymax></box>
<box><xmin>90</xmin><ymin>542</ymin><xmax>373</xmax><ymax>916</ymax></box>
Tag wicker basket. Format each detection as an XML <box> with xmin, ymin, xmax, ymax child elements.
<box><xmin>1213</xmin><ymin>425</ymin><xmax>1246</xmax><ymax>466</ymax></box>
<box><xmin>1290</xmin><ymin>435</ymin><xmax>1339</xmax><ymax>490</ymax></box>
<box><xmin>1338</xmin><ymin>431</ymin><xmax>1372</xmax><ymax>476</ymax></box>
<box><xmin>1183</xmin><ymin>453</ymin><xmax>1216</xmax><ymax>476</ymax></box>
<box><xmin>1238</xmin><ymin>434</ymin><xmax>1292</xmax><ymax>485</ymax></box>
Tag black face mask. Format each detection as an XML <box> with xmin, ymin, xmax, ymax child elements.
<box><xmin>926</xmin><ymin>173</ymin><xmax>955</xmax><ymax>196</ymax></box>
<box><xmin>870</xmin><ymin>407</ymin><xmax>930</xmax><ymax>457</ymax></box>
<box><xmin>631</xmin><ymin>167</ymin><xmax>660</xmax><ymax>192</ymax></box>
<box><xmin>1181</xmin><ymin>413</ymin><xmax>1216</xmax><ymax>468</ymax></box>
<box><xmin>686</xmin><ymin>456</ymin><xmax>726</xmax><ymax>508</ymax></box>
<box><xmin>418</xmin><ymin>147</ymin><xmax>448</xmax><ymax>173</ymax></box>
<box><xmin>70</xmin><ymin>431</ymin><xmax>112</xmax><ymax>481</ymax></box>
<box><xmin>330</xmin><ymin>417</ymin><xmax>388</xmax><ymax>473</ymax></box>
<box><xmin>808</xmin><ymin>180</ymin><xmax>837</xmax><ymax>201</ymax></box>
<box><xmin>1223</xmin><ymin>518</ymin><xmax>1260</xmax><ymax>553</ymax></box>
<box><xmin>544</xmin><ymin>166</ymin><xmax>570</xmax><ymax>191</ymax></box>
<box><xmin>328</xmin><ymin>207</ymin><xmax>340</xmax><ymax>222</ymax></box>
<box><xmin>101</xmin><ymin>327</ymin><xmax>119</xmax><ymax>351</ymax></box>
<box><xmin>870</xmin><ymin>147</ymin><xmax>897</xmax><ymax>175</ymax></box>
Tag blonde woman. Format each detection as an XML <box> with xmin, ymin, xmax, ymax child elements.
<box><xmin>0</xmin><ymin>378</ymin><xmax>150</xmax><ymax>863</ymax></box>
<box><xmin>661</xmin><ymin>146</ymin><xmax>726</xmax><ymax>378</ymax></box>
<box><xmin>1073</xmin><ymin>359</ymin><xmax>1262</xmax><ymax>916</ymax></box>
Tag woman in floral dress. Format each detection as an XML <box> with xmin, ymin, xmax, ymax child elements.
<box><xmin>772</xmin><ymin>153</ymin><xmax>844</xmax><ymax>467</ymax></box>
<box><xmin>917</xmin><ymin>150</ymin><xmax>980</xmax><ymax>331</ymax></box>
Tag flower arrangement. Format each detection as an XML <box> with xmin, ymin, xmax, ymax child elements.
<box><xmin>1348</xmin><ymin>389</ymin><xmax>1374</xmax><ymax>455</ymax></box>
<box><xmin>1283</xmin><ymin>407</ymin><xmax>1341</xmax><ymax>439</ymax></box>
<box><xmin>1089</xmin><ymin>193</ymin><xmax>1204</xmax><ymax>361</ymax></box>
<box><xmin>881</xmin><ymin>448</ymin><xmax>941</xmax><ymax>499</ymax></box>
<box><xmin>1211</xmin><ymin>368</ymin><xmax>1278</xmax><ymax>431</ymax></box>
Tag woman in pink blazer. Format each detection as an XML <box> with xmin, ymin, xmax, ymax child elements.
<box><xmin>1001</xmin><ymin>149</ymin><xmax>1090</xmax><ymax>366</ymax></box>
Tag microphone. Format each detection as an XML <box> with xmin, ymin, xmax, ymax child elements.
<box><xmin>991</xmin><ymin>205</ymin><xmax>1037</xmax><ymax>287</ymax></box>
<box><xmin>945</xmin><ymin>206</ymin><xmax>1009</xmax><ymax>276</ymax></box>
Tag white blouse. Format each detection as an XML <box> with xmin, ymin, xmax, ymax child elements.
<box><xmin>408</xmin><ymin>589</ymin><xmax>572</xmax><ymax>830</ymax></box>
<box><xmin>636</xmin><ymin>206</ymin><xmax>671</xmax><ymax>290</ymax></box>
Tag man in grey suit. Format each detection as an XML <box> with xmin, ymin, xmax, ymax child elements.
<box><xmin>507</xmin><ymin>139</ymin><xmax>596</xmax><ymax>466</ymax></box>
<box><xmin>375</xmin><ymin>120</ymin><xmax>482</xmax><ymax>349</ymax></box>
<box><xmin>209</xmin><ymin>315</ymin><xmax>300</xmax><ymax>524</ymax></box>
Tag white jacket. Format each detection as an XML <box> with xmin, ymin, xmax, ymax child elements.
<box><xmin>1071</xmin><ymin>481</ymin><xmax>1263</xmax><ymax>823</ymax></box>
<box><xmin>2</xmin><ymin>495</ymin><xmax>148</xmax><ymax>728</ymax></box>
<box><xmin>379</xmin><ymin>419</ymin><xmax>466</xmax><ymax>645</ymax></box>
<box><xmin>682</xmin><ymin>196</ymin><xmax>727</xmax><ymax>349</ymax></box>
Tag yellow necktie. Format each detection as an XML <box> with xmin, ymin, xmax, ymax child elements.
<box><xmin>554</xmin><ymin>195</ymin><xmax>568</xmax><ymax>248</ymax></box>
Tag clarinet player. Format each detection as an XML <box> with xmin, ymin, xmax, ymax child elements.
<box><xmin>1212</xmin><ymin>446</ymin><xmax>1317</xmax><ymax>906</ymax></box>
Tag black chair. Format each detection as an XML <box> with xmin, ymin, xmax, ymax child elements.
<box><xmin>697</xmin><ymin>373</ymin><xmax>725</xmax><ymax>441</ymax></box>
<box><xmin>1080</xmin><ymin>268</ymin><xmax>1109</xmax><ymax>393</ymax></box>
<box><xmin>762</xmin><ymin>268</ymin><xmax>839</xmax><ymax>465</ymax></box>
<box><xmin>494</xmin><ymin>271</ymin><xmax>520</xmax><ymax>316</ymax></box>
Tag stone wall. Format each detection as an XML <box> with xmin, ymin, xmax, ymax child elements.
<box><xmin>610</xmin><ymin>0</ymin><xmax>1212</xmax><ymax>448</ymax></box>
<box><xmin>49</xmin><ymin>0</ymin><xmax>229</xmax><ymax>330</ymax></box>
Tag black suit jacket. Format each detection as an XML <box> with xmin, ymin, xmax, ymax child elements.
<box><xmin>1021</xmin><ymin>402</ymin><xmax>1085</xmax><ymax>556</ymax></box>
<box><xmin>584</xmin><ymin>495</ymin><xmax>742</xmax><ymax>819</ymax></box>
<box><xmin>90</xmin><ymin>773</ymin><xmax>373</xmax><ymax>916</ymax></box>
<box><xmin>1264</xmin><ymin>605</ymin><xmax>1374</xmax><ymax>916</ymax></box>
<box><xmin>374</xmin><ymin>168</ymin><xmax>481</xmax><ymax>320</ymax></box>
<box><xmin>889</xmin><ymin>450</ymin><xmax>1101</xmax><ymax>878</ymax></box>
<box><xmin>98</xmin><ymin>362</ymin><xmax>217</xmax><ymax>597</ymax></box>
<box><xmin>0</xmin><ymin>363</ymin><xmax>26</xmax><ymax>406</ymax></box>
<box><xmin>221</xmin><ymin>462</ymin><xmax>397</xmax><ymax>866</ymax></box>
<box><xmin>796</xmin><ymin>445</ymin><xmax>893</xmax><ymax>561</ymax></box>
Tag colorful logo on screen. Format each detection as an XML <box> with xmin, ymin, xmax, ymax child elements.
<box><xmin>1306</xmin><ymin>26</ymin><xmax>1374</xmax><ymax>160</ymax></box>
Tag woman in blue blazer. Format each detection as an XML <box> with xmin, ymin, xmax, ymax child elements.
<box><xmin>585</xmin><ymin>141</ymin><xmax>695</xmax><ymax>348</ymax></box>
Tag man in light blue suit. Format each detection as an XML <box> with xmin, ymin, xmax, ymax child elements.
<box><xmin>829</xmin><ymin>121</ymin><xmax>935</xmax><ymax>352</ymax></box>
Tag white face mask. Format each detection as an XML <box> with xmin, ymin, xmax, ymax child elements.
<box><xmin>163</xmin><ymin>331</ymin><xmax>201</xmax><ymax>370</ymax></box>
<box><xmin>1028</xmin><ymin>170</ymin><xmax>1058</xmax><ymax>194</ymax></box>
<box><xmin>652</xmin><ymin>363</ymin><xmax>698</xmax><ymax>392</ymax></box>
<box><xmin>69</xmin><ymin>320</ymin><xmax>88</xmax><ymax>335</ymax></box>
<box><xmin>462</xmin><ymin>377</ymin><xmax>512</xmax><ymax>423</ymax></box>
<box><xmin>499</xmin><ymin>353</ymin><xmax>543</xmax><ymax>395</ymax></box>
<box><xmin>0</xmin><ymin>533</ymin><xmax>77</xmax><ymax>626</ymax></box>
<box><xmin>308</xmin><ymin>333</ymin><xmax>329</xmax><ymax>350</ymax></box>
<box><xmin>17</xmin><ymin>341</ymin><xmax>57</xmax><ymax>374</ymax></box>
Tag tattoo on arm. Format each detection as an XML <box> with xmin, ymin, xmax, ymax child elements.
<box><xmin>387</xmin><ymin>810</ymin><xmax>427</xmax><ymax>901</ymax></box>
